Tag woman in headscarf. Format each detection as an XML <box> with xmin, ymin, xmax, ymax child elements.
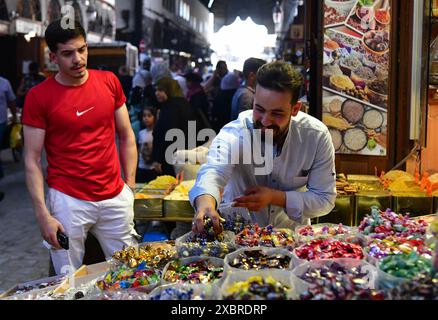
<box><xmin>151</xmin><ymin>77</ymin><xmax>200</xmax><ymax>176</ymax></box>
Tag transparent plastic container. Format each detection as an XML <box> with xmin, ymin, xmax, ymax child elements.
<box><xmin>376</xmin><ymin>267</ymin><xmax>408</xmax><ymax>290</ymax></box>
<box><xmin>161</xmin><ymin>256</ymin><xmax>224</xmax><ymax>286</ymax></box>
<box><xmin>220</xmin><ymin>269</ymin><xmax>294</xmax><ymax>300</ymax></box>
<box><xmin>95</xmin><ymin>264</ymin><xmax>162</xmax><ymax>294</ymax></box>
<box><xmin>291</xmin><ymin>258</ymin><xmax>379</xmax><ymax>300</ymax></box>
<box><xmin>375</xmin><ymin>253</ymin><xmax>432</xmax><ymax>290</ymax></box>
<box><xmin>223</xmin><ymin>246</ymin><xmax>295</xmax><ymax>276</ymax></box>
<box><xmin>235</xmin><ymin>225</ymin><xmax>295</xmax><ymax>251</ymax></box>
<box><xmin>175</xmin><ymin>230</ymin><xmax>237</xmax><ymax>259</ymax></box>
<box><xmin>294</xmin><ymin>223</ymin><xmax>358</xmax><ymax>244</ymax></box>
<box><xmin>218</xmin><ymin>205</ymin><xmax>252</xmax><ymax>234</ymax></box>
<box><xmin>292</xmin><ymin>238</ymin><xmax>366</xmax><ymax>266</ymax></box>
<box><xmin>83</xmin><ymin>289</ymin><xmax>149</xmax><ymax>300</ymax></box>
<box><xmin>148</xmin><ymin>283</ymin><xmax>220</xmax><ymax>300</ymax></box>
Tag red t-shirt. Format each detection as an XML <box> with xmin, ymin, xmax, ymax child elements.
<box><xmin>22</xmin><ymin>69</ymin><xmax>126</xmax><ymax>201</ymax></box>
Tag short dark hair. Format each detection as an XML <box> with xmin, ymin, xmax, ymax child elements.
<box><xmin>184</xmin><ymin>71</ymin><xmax>203</xmax><ymax>84</ymax></box>
<box><xmin>144</xmin><ymin>106</ymin><xmax>157</xmax><ymax>119</ymax></box>
<box><xmin>45</xmin><ymin>19</ymin><xmax>86</xmax><ymax>52</ymax></box>
<box><xmin>243</xmin><ymin>58</ymin><xmax>266</xmax><ymax>79</ymax></box>
<box><xmin>256</xmin><ymin>61</ymin><xmax>303</xmax><ymax>105</ymax></box>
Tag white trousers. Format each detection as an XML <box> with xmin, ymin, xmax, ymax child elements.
<box><xmin>47</xmin><ymin>184</ymin><xmax>139</xmax><ymax>275</ymax></box>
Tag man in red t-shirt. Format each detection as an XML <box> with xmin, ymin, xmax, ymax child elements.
<box><xmin>22</xmin><ymin>20</ymin><xmax>138</xmax><ymax>274</ymax></box>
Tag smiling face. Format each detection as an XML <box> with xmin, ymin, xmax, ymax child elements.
<box><xmin>253</xmin><ymin>85</ymin><xmax>301</xmax><ymax>141</ymax></box>
<box><xmin>50</xmin><ymin>36</ymin><xmax>88</xmax><ymax>81</ymax></box>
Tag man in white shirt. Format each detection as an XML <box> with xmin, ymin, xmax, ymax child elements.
<box><xmin>189</xmin><ymin>61</ymin><xmax>336</xmax><ymax>233</ymax></box>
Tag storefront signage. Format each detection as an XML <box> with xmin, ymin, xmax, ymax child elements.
<box><xmin>322</xmin><ymin>0</ymin><xmax>391</xmax><ymax>157</ymax></box>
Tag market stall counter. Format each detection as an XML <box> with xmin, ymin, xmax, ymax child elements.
<box><xmin>2</xmin><ymin>209</ymin><xmax>436</xmax><ymax>300</ymax></box>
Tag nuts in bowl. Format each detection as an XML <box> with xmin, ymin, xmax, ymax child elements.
<box><xmin>363</xmin><ymin>30</ymin><xmax>389</xmax><ymax>55</ymax></box>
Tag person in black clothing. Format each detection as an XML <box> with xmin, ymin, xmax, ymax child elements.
<box><xmin>211</xmin><ymin>72</ymin><xmax>240</xmax><ymax>133</ymax></box>
<box><xmin>117</xmin><ymin>65</ymin><xmax>133</xmax><ymax>100</ymax></box>
<box><xmin>184</xmin><ymin>71</ymin><xmax>211</xmax><ymax>129</ymax></box>
<box><xmin>203</xmin><ymin>60</ymin><xmax>229</xmax><ymax>101</ymax></box>
<box><xmin>151</xmin><ymin>77</ymin><xmax>202</xmax><ymax>176</ymax></box>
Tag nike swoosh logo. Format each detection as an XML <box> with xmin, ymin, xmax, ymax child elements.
<box><xmin>76</xmin><ymin>107</ymin><xmax>95</xmax><ymax>117</ymax></box>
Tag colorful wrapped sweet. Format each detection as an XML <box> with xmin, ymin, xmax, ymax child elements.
<box><xmin>388</xmin><ymin>271</ymin><xmax>438</xmax><ymax>300</ymax></box>
<box><xmin>377</xmin><ymin>252</ymin><xmax>434</xmax><ymax>289</ymax></box>
<box><xmin>293</xmin><ymin>259</ymin><xmax>384</xmax><ymax>300</ymax></box>
<box><xmin>235</xmin><ymin>224</ymin><xmax>295</xmax><ymax>250</ymax></box>
<box><xmin>224</xmin><ymin>247</ymin><xmax>293</xmax><ymax>273</ymax></box>
<box><xmin>379</xmin><ymin>252</ymin><xmax>433</xmax><ymax>279</ymax></box>
<box><xmin>294</xmin><ymin>239</ymin><xmax>364</xmax><ymax>261</ymax></box>
<box><xmin>176</xmin><ymin>232</ymin><xmax>236</xmax><ymax>259</ymax></box>
<box><xmin>358</xmin><ymin>207</ymin><xmax>428</xmax><ymax>239</ymax></box>
<box><xmin>96</xmin><ymin>261</ymin><xmax>161</xmax><ymax>292</ymax></box>
<box><xmin>162</xmin><ymin>257</ymin><xmax>224</xmax><ymax>285</ymax></box>
<box><xmin>222</xmin><ymin>275</ymin><xmax>291</xmax><ymax>300</ymax></box>
<box><xmin>175</xmin><ymin>217</ymin><xmax>237</xmax><ymax>258</ymax></box>
<box><xmin>365</xmin><ymin>236</ymin><xmax>433</xmax><ymax>260</ymax></box>
<box><xmin>148</xmin><ymin>283</ymin><xmax>220</xmax><ymax>300</ymax></box>
<box><xmin>223</xmin><ymin>214</ymin><xmax>251</xmax><ymax>234</ymax></box>
<box><xmin>430</xmin><ymin>217</ymin><xmax>438</xmax><ymax>270</ymax></box>
<box><xmin>296</xmin><ymin>223</ymin><xmax>357</xmax><ymax>243</ymax></box>
<box><xmin>111</xmin><ymin>242</ymin><xmax>176</xmax><ymax>269</ymax></box>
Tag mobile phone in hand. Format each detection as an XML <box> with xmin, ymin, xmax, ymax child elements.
<box><xmin>56</xmin><ymin>231</ymin><xmax>69</xmax><ymax>250</ymax></box>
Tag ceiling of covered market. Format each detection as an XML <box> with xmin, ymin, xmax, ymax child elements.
<box><xmin>199</xmin><ymin>0</ymin><xmax>278</xmax><ymax>34</ymax></box>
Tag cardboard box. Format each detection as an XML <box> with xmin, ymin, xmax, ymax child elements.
<box><xmin>53</xmin><ymin>261</ymin><xmax>110</xmax><ymax>294</ymax></box>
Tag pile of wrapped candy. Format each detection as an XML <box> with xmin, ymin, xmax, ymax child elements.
<box><xmin>389</xmin><ymin>271</ymin><xmax>438</xmax><ymax>300</ymax></box>
<box><xmin>223</xmin><ymin>276</ymin><xmax>290</xmax><ymax>300</ymax></box>
<box><xmin>162</xmin><ymin>259</ymin><xmax>223</xmax><ymax>284</ymax></box>
<box><xmin>431</xmin><ymin>218</ymin><xmax>438</xmax><ymax>270</ymax></box>
<box><xmin>365</xmin><ymin>236</ymin><xmax>433</xmax><ymax>259</ymax></box>
<box><xmin>149</xmin><ymin>285</ymin><xmax>210</xmax><ymax>300</ymax></box>
<box><xmin>178</xmin><ymin>240</ymin><xmax>235</xmax><ymax>259</ymax></box>
<box><xmin>223</xmin><ymin>214</ymin><xmax>251</xmax><ymax>234</ymax></box>
<box><xmin>112</xmin><ymin>243</ymin><xmax>175</xmax><ymax>269</ymax></box>
<box><xmin>378</xmin><ymin>252</ymin><xmax>434</xmax><ymax>279</ymax></box>
<box><xmin>96</xmin><ymin>261</ymin><xmax>161</xmax><ymax>291</ymax></box>
<box><xmin>177</xmin><ymin>217</ymin><xmax>237</xmax><ymax>258</ymax></box>
<box><xmin>294</xmin><ymin>239</ymin><xmax>364</xmax><ymax>261</ymax></box>
<box><xmin>4</xmin><ymin>205</ymin><xmax>438</xmax><ymax>300</ymax></box>
<box><xmin>7</xmin><ymin>276</ymin><xmax>65</xmax><ymax>297</ymax></box>
<box><xmin>235</xmin><ymin>224</ymin><xmax>295</xmax><ymax>250</ymax></box>
<box><xmin>358</xmin><ymin>207</ymin><xmax>428</xmax><ymax>239</ymax></box>
<box><xmin>228</xmin><ymin>249</ymin><xmax>292</xmax><ymax>270</ymax></box>
<box><xmin>297</xmin><ymin>266</ymin><xmax>384</xmax><ymax>300</ymax></box>
<box><xmin>295</xmin><ymin>259</ymin><xmax>385</xmax><ymax>300</ymax></box>
<box><xmin>297</xmin><ymin>223</ymin><xmax>354</xmax><ymax>238</ymax></box>
<box><xmin>189</xmin><ymin>217</ymin><xmax>225</xmax><ymax>242</ymax></box>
